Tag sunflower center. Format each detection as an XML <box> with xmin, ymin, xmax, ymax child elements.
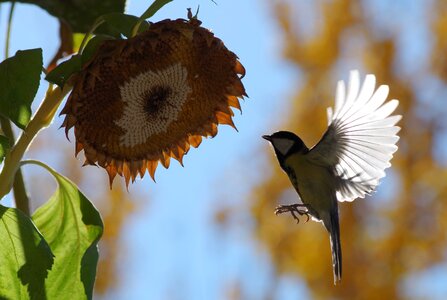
<box><xmin>143</xmin><ymin>86</ymin><xmax>172</xmax><ymax>117</ymax></box>
<box><xmin>115</xmin><ymin>63</ymin><xmax>192</xmax><ymax>148</ymax></box>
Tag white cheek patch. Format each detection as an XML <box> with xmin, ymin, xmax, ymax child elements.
<box><xmin>272</xmin><ymin>138</ymin><xmax>294</xmax><ymax>155</ymax></box>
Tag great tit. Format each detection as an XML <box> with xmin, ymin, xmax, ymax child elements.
<box><xmin>263</xmin><ymin>70</ymin><xmax>401</xmax><ymax>284</ymax></box>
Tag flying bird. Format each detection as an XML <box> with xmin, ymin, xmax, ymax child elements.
<box><xmin>263</xmin><ymin>70</ymin><xmax>401</xmax><ymax>284</ymax></box>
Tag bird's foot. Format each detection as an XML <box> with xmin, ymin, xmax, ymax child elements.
<box><xmin>275</xmin><ymin>204</ymin><xmax>310</xmax><ymax>224</ymax></box>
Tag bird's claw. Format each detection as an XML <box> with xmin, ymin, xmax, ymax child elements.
<box><xmin>275</xmin><ymin>204</ymin><xmax>310</xmax><ymax>224</ymax></box>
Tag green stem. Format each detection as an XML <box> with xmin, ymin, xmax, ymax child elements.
<box><xmin>0</xmin><ymin>84</ymin><xmax>72</xmax><ymax>200</ymax></box>
<box><xmin>21</xmin><ymin>159</ymin><xmax>54</xmax><ymax>174</ymax></box>
<box><xmin>0</xmin><ymin>117</ymin><xmax>30</xmax><ymax>215</ymax></box>
<box><xmin>2</xmin><ymin>1</ymin><xmax>31</xmax><ymax>215</ymax></box>
<box><xmin>12</xmin><ymin>169</ymin><xmax>29</xmax><ymax>214</ymax></box>
<box><xmin>5</xmin><ymin>2</ymin><xmax>15</xmax><ymax>59</ymax></box>
<box><xmin>78</xmin><ymin>18</ymin><xmax>105</xmax><ymax>54</ymax></box>
<box><xmin>131</xmin><ymin>0</ymin><xmax>173</xmax><ymax>37</ymax></box>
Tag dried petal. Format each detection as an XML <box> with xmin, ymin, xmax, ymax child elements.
<box><xmin>189</xmin><ymin>135</ymin><xmax>202</xmax><ymax>148</ymax></box>
<box><xmin>147</xmin><ymin>160</ymin><xmax>158</xmax><ymax>182</ymax></box>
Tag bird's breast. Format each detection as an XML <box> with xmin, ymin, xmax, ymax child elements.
<box><xmin>285</xmin><ymin>154</ymin><xmax>336</xmax><ymax>213</ymax></box>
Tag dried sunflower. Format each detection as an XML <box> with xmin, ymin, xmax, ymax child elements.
<box><xmin>61</xmin><ymin>17</ymin><xmax>247</xmax><ymax>187</ymax></box>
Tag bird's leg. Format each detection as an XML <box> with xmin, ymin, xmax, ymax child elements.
<box><xmin>275</xmin><ymin>204</ymin><xmax>311</xmax><ymax>223</ymax></box>
<box><xmin>290</xmin><ymin>209</ymin><xmax>301</xmax><ymax>224</ymax></box>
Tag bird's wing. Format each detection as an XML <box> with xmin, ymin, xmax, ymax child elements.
<box><xmin>307</xmin><ymin>70</ymin><xmax>401</xmax><ymax>202</ymax></box>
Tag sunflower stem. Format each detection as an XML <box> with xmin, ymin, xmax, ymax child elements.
<box><xmin>4</xmin><ymin>1</ymin><xmax>15</xmax><ymax>59</ymax></box>
<box><xmin>0</xmin><ymin>117</ymin><xmax>31</xmax><ymax>215</ymax></box>
<box><xmin>78</xmin><ymin>18</ymin><xmax>105</xmax><ymax>54</ymax></box>
<box><xmin>1</xmin><ymin>1</ymin><xmax>31</xmax><ymax>215</ymax></box>
<box><xmin>0</xmin><ymin>84</ymin><xmax>71</xmax><ymax>200</ymax></box>
<box><xmin>131</xmin><ymin>0</ymin><xmax>173</xmax><ymax>37</ymax></box>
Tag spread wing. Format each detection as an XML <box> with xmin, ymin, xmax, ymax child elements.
<box><xmin>307</xmin><ymin>70</ymin><xmax>401</xmax><ymax>202</ymax></box>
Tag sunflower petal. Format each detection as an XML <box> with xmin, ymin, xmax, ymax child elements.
<box><xmin>189</xmin><ymin>135</ymin><xmax>202</xmax><ymax>148</ymax></box>
<box><xmin>234</xmin><ymin>60</ymin><xmax>246</xmax><ymax>78</ymax></box>
<box><xmin>160</xmin><ymin>151</ymin><xmax>171</xmax><ymax>169</ymax></box>
<box><xmin>147</xmin><ymin>160</ymin><xmax>158</xmax><ymax>182</ymax></box>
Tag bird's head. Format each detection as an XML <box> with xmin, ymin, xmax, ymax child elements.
<box><xmin>262</xmin><ymin>131</ymin><xmax>309</xmax><ymax>158</ymax></box>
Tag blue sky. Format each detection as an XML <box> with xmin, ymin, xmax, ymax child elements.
<box><xmin>0</xmin><ymin>1</ymin><xmax>301</xmax><ymax>299</ymax></box>
<box><xmin>2</xmin><ymin>0</ymin><xmax>447</xmax><ymax>299</ymax></box>
<box><xmin>104</xmin><ymin>2</ymin><xmax>301</xmax><ymax>299</ymax></box>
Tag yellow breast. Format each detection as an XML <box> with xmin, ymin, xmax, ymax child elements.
<box><xmin>284</xmin><ymin>153</ymin><xmax>335</xmax><ymax>212</ymax></box>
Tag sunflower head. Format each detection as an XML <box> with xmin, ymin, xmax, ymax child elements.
<box><xmin>61</xmin><ymin>16</ymin><xmax>247</xmax><ymax>187</ymax></box>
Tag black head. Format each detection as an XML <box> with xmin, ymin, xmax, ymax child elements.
<box><xmin>262</xmin><ymin>131</ymin><xmax>308</xmax><ymax>159</ymax></box>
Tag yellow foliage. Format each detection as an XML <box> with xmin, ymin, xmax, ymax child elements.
<box><xmin>432</xmin><ymin>1</ymin><xmax>447</xmax><ymax>80</ymax></box>
<box><xmin>95</xmin><ymin>183</ymin><xmax>135</xmax><ymax>294</ymax></box>
<box><xmin>249</xmin><ymin>0</ymin><xmax>447</xmax><ymax>298</ymax></box>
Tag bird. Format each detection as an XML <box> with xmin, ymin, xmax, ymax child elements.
<box><xmin>262</xmin><ymin>70</ymin><xmax>401</xmax><ymax>285</ymax></box>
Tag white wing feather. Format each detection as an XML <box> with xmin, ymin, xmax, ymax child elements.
<box><xmin>308</xmin><ymin>70</ymin><xmax>401</xmax><ymax>202</ymax></box>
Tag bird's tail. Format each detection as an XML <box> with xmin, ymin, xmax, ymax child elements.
<box><xmin>322</xmin><ymin>204</ymin><xmax>342</xmax><ymax>285</ymax></box>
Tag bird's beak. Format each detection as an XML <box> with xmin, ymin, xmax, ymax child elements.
<box><xmin>262</xmin><ymin>135</ymin><xmax>272</xmax><ymax>141</ymax></box>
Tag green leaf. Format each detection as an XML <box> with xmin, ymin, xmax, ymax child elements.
<box><xmin>73</xmin><ymin>33</ymin><xmax>88</xmax><ymax>53</ymax></box>
<box><xmin>99</xmin><ymin>13</ymin><xmax>150</xmax><ymax>38</ymax></box>
<box><xmin>0</xmin><ymin>205</ymin><xmax>54</xmax><ymax>300</ymax></box>
<box><xmin>140</xmin><ymin>0</ymin><xmax>173</xmax><ymax>20</ymax></box>
<box><xmin>46</xmin><ymin>34</ymin><xmax>116</xmax><ymax>88</ymax></box>
<box><xmin>0</xmin><ymin>48</ymin><xmax>43</xmax><ymax>129</ymax></box>
<box><xmin>45</xmin><ymin>55</ymin><xmax>82</xmax><ymax>88</ymax></box>
<box><xmin>81</xmin><ymin>35</ymin><xmax>115</xmax><ymax>64</ymax></box>
<box><xmin>29</xmin><ymin>161</ymin><xmax>103</xmax><ymax>300</ymax></box>
<box><xmin>0</xmin><ymin>0</ymin><xmax>126</xmax><ymax>33</ymax></box>
<box><xmin>131</xmin><ymin>0</ymin><xmax>173</xmax><ymax>37</ymax></box>
<box><xmin>0</xmin><ymin>135</ymin><xmax>10</xmax><ymax>163</ymax></box>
